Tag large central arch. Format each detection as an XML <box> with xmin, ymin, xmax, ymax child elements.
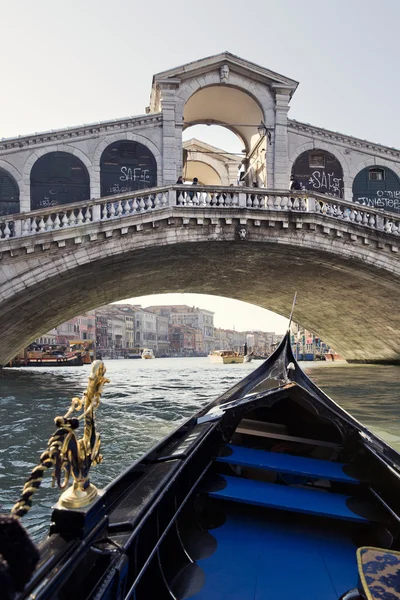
<box><xmin>0</xmin><ymin>221</ymin><xmax>399</xmax><ymax>364</ymax></box>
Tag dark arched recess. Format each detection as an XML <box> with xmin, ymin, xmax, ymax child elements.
<box><xmin>292</xmin><ymin>150</ymin><xmax>344</xmax><ymax>198</ymax></box>
<box><xmin>352</xmin><ymin>166</ymin><xmax>400</xmax><ymax>214</ymax></box>
<box><xmin>100</xmin><ymin>140</ymin><xmax>157</xmax><ymax>196</ymax></box>
<box><xmin>30</xmin><ymin>152</ymin><xmax>90</xmax><ymax>210</ymax></box>
<box><xmin>0</xmin><ymin>168</ymin><xmax>20</xmax><ymax>216</ymax></box>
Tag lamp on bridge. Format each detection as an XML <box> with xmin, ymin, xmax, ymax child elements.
<box><xmin>257</xmin><ymin>121</ymin><xmax>272</xmax><ymax>145</ymax></box>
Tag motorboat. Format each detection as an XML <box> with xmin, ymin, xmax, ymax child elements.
<box><xmin>141</xmin><ymin>348</ymin><xmax>155</xmax><ymax>359</ymax></box>
<box><xmin>126</xmin><ymin>348</ymin><xmax>143</xmax><ymax>359</ymax></box>
<box><xmin>10</xmin><ymin>346</ymin><xmax>83</xmax><ymax>367</ymax></box>
<box><xmin>208</xmin><ymin>350</ymin><xmax>245</xmax><ymax>364</ymax></box>
<box><xmin>3</xmin><ymin>332</ymin><xmax>400</xmax><ymax>600</ymax></box>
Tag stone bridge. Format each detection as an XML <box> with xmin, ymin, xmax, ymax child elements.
<box><xmin>0</xmin><ymin>185</ymin><xmax>399</xmax><ymax>365</ymax></box>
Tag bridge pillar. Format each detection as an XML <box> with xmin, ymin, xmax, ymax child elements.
<box><xmin>159</xmin><ymin>81</ymin><xmax>180</xmax><ymax>184</ymax></box>
<box><xmin>273</xmin><ymin>87</ymin><xmax>291</xmax><ymax>189</ymax></box>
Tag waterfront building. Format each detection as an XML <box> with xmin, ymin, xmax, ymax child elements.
<box><xmin>214</xmin><ymin>328</ymin><xmax>246</xmax><ymax>352</ymax></box>
<box><xmin>34</xmin><ymin>311</ymin><xmax>96</xmax><ymax>347</ymax></box>
<box><xmin>290</xmin><ymin>322</ymin><xmax>332</xmax><ymax>360</ymax></box>
<box><xmin>146</xmin><ymin>305</ymin><xmax>215</xmax><ymax>354</ymax></box>
<box><xmin>95</xmin><ymin>313</ymin><xmax>108</xmax><ymax>352</ymax></box>
<box><xmin>168</xmin><ymin>324</ymin><xmax>199</xmax><ymax>356</ymax></box>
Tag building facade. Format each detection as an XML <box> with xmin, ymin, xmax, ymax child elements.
<box><xmin>146</xmin><ymin>305</ymin><xmax>215</xmax><ymax>354</ymax></box>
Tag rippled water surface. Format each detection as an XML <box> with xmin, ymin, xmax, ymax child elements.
<box><xmin>0</xmin><ymin>358</ymin><xmax>399</xmax><ymax>541</ymax></box>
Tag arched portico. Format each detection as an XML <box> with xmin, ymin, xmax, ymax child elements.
<box><xmin>150</xmin><ymin>52</ymin><xmax>298</xmax><ymax>188</ymax></box>
<box><xmin>23</xmin><ymin>145</ymin><xmax>93</xmax><ymax>211</ymax></box>
<box><xmin>0</xmin><ymin>164</ymin><xmax>20</xmax><ymax>215</ymax></box>
<box><xmin>184</xmin><ymin>161</ymin><xmax>222</xmax><ymax>185</ymax></box>
<box><xmin>92</xmin><ymin>133</ymin><xmax>163</xmax><ymax>197</ymax></box>
<box><xmin>30</xmin><ymin>152</ymin><xmax>90</xmax><ymax>210</ymax></box>
<box><xmin>289</xmin><ymin>141</ymin><xmax>350</xmax><ymax>196</ymax></box>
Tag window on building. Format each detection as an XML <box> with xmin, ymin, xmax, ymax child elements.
<box><xmin>309</xmin><ymin>151</ymin><xmax>325</xmax><ymax>169</ymax></box>
<box><xmin>369</xmin><ymin>168</ymin><xmax>385</xmax><ymax>181</ymax></box>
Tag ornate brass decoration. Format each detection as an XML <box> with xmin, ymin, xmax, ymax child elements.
<box><xmin>11</xmin><ymin>360</ymin><xmax>109</xmax><ymax>516</ymax></box>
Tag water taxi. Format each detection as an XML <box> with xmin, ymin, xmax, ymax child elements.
<box><xmin>141</xmin><ymin>348</ymin><xmax>155</xmax><ymax>359</ymax></box>
<box><xmin>209</xmin><ymin>350</ymin><xmax>245</xmax><ymax>363</ymax></box>
<box><xmin>9</xmin><ymin>345</ymin><xmax>84</xmax><ymax>367</ymax></box>
<box><xmin>126</xmin><ymin>347</ymin><xmax>143</xmax><ymax>359</ymax></box>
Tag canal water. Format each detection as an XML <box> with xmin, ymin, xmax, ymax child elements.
<box><xmin>0</xmin><ymin>358</ymin><xmax>399</xmax><ymax>541</ymax></box>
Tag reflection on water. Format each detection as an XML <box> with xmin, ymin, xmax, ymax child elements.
<box><xmin>0</xmin><ymin>358</ymin><xmax>399</xmax><ymax>540</ymax></box>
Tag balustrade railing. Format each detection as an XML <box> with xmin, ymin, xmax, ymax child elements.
<box><xmin>0</xmin><ymin>185</ymin><xmax>399</xmax><ymax>240</ymax></box>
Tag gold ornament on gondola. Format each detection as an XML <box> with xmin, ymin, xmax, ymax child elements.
<box><xmin>11</xmin><ymin>360</ymin><xmax>109</xmax><ymax>516</ymax></box>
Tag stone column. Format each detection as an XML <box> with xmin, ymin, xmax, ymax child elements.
<box><xmin>158</xmin><ymin>80</ymin><xmax>180</xmax><ymax>185</ymax></box>
<box><xmin>272</xmin><ymin>86</ymin><xmax>292</xmax><ymax>190</ymax></box>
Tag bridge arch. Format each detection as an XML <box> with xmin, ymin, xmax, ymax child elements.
<box><xmin>1</xmin><ymin>213</ymin><xmax>400</xmax><ymax>365</ymax></box>
<box><xmin>352</xmin><ymin>164</ymin><xmax>400</xmax><ymax>214</ymax></box>
<box><xmin>30</xmin><ymin>151</ymin><xmax>91</xmax><ymax>210</ymax></box>
<box><xmin>350</xmin><ymin>157</ymin><xmax>400</xmax><ymax>183</ymax></box>
<box><xmin>23</xmin><ymin>145</ymin><xmax>93</xmax><ymax>211</ymax></box>
<box><xmin>291</xmin><ymin>148</ymin><xmax>345</xmax><ymax>198</ymax></box>
<box><xmin>92</xmin><ymin>133</ymin><xmax>162</xmax><ymax>197</ymax></box>
<box><xmin>184</xmin><ymin>161</ymin><xmax>224</xmax><ymax>185</ymax></box>
<box><xmin>289</xmin><ymin>142</ymin><xmax>349</xmax><ymax>195</ymax></box>
<box><xmin>0</xmin><ymin>160</ymin><xmax>21</xmax><ymax>215</ymax></box>
<box><xmin>176</xmin><ymin>73</ymin><xmax>272</xmax><ymax>186</ymax></box>
<box><xmin>99</xmin><ymin>140</ymin><xmax>157</xmax><ymax>197</ymax></box>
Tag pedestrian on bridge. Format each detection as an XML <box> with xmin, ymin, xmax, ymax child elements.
<box><xmin>290</xmin><ymin>175</ymin><xmax>301</xmax><ymax>191</ymax></box>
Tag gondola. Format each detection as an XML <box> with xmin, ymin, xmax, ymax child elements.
<box><xmin>3</xmin><ymin>331</ymin><xmax>400</xmax><ymax>600</ymax></box>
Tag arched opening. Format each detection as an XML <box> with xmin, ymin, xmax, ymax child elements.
<box><xmin>0</xmin><ymin>168</ymin><xmax>19</xmax><ymax>215</ymax></box>
<box><xmin>100</xmin><ymin>140</ymin><xmax>157</xmax><ymax>197</ymax></box>
<box><xmin>184</xmin><ymin>161</ymin><xmax>222</xmax><ymax>185</ymax></box>
<box><xmin>183</xmin><ymin>125</ymin><xmax>243</xmax><ymax>185</ymax></box>
<box><xmin>30</xmin><ymin>152</ymin><xmax>90</xmax><ymax>210</ymax></box>
<box><xmin>352</xmin><ymin>165</ymin><xmax>400</xmax><ymax>214</ymax></box>
<box><xmin>291</xmin><ymin>150</ymin><xmax>344</xmax><ymax>198</ymax></box>
<box><xmin>183</xmin><ymin>86</ymin><xmax>267</xmax><ymax>187</ymax></box>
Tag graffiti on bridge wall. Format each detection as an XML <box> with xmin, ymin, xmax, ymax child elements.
<box><xmin>292</xmin><ymin>150</ymin><xmax>344</xmax><ymax>199</ymax></box>
<box><xmin>306</xmin><ymin>170</ymin><xmax>344</xmax><ymax>198</ymax></box>
<box><xmin>353</xmin><ymin>190</ymin><xmax>400</xmax><ymax>213</ymax></box>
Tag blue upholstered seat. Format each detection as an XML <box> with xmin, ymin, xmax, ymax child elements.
<box><xmin>217</xmin><ymin>444</ymin><xmax>359</xmax><ymax>484</ymax></box>
<box><xmin>209</xmin><ymin>474</ymin><xmax>370</xmax><ymax>522</ymax></box>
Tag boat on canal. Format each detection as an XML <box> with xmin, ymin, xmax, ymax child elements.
<box><xmin>141</xmin><ymin>348</ymin><xmax>155</xmax><ymax>359</ymax></box>
<box><xmin>209</xmin><ymin>350</ymin><xmax>246</xmax><ymax>363</ymax></box>
<box><xmin>10</xmin><ymin>345</ymin><xmax>84</xmax><ymax>367</ymax></box>
<box><xmin>3</xmin><ymin>332</ymin><xmax>400</xmax><ymax>600</ymax></box>
<box><xmin>125</xmin><ymin>347</ymin><xmax>143</xmax><ymax>359</ymax></box>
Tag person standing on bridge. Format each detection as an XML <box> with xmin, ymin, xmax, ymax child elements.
<box><xmin>176</xmin><ymin>176</ymin><xmax>184</xmax><ymax>184</ymax></box>
<box><xmin>189</xmin><ymin>177</ymin><xmax>198</xmax><ymax>201</ymax></box>
<box><xmin>290</xmin><ymin>175</ymin><xmax>301</xmax><ymax>191</ymax></box>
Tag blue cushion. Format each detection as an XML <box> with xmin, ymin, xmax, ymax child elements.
<box><xmin>357</xmin><ymin>546</ymin><xmax>400</xmax><ymax>599</ymax></box>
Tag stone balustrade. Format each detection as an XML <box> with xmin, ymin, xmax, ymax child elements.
<box><xmin>0</xmin><ymin>185</ymin><xmax>399</xmax><ymax>240</ymax></box>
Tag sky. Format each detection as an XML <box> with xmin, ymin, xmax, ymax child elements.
<box><xmin>116</xmin><ymin>294</ymin><xmax>289</xmax><ymax>333</ymax></box>
<box><xmin>1</xmin><ymin>0</ymin><xmax>398</xmax><ymax>332</ymax></box>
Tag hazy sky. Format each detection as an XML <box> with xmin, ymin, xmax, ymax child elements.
<box><xmin>1</xmin><ymin>0</ymin><xmax>398</xmax><ymax>332</ymax></box>
<box><xmin>116</xmin><ymin>294</ymin><xmax>289</xmax><ymax>333</ymax></box>
<box><xmin>1</xmin><ymin>0</ymin><xmax>399</xmax><ymax>148</ymax></box>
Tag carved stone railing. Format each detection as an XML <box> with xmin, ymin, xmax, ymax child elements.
<box><xmin>0</xmin><ymin>185</ymin><xmax>399</xmax><ymax>241</ymax></box>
